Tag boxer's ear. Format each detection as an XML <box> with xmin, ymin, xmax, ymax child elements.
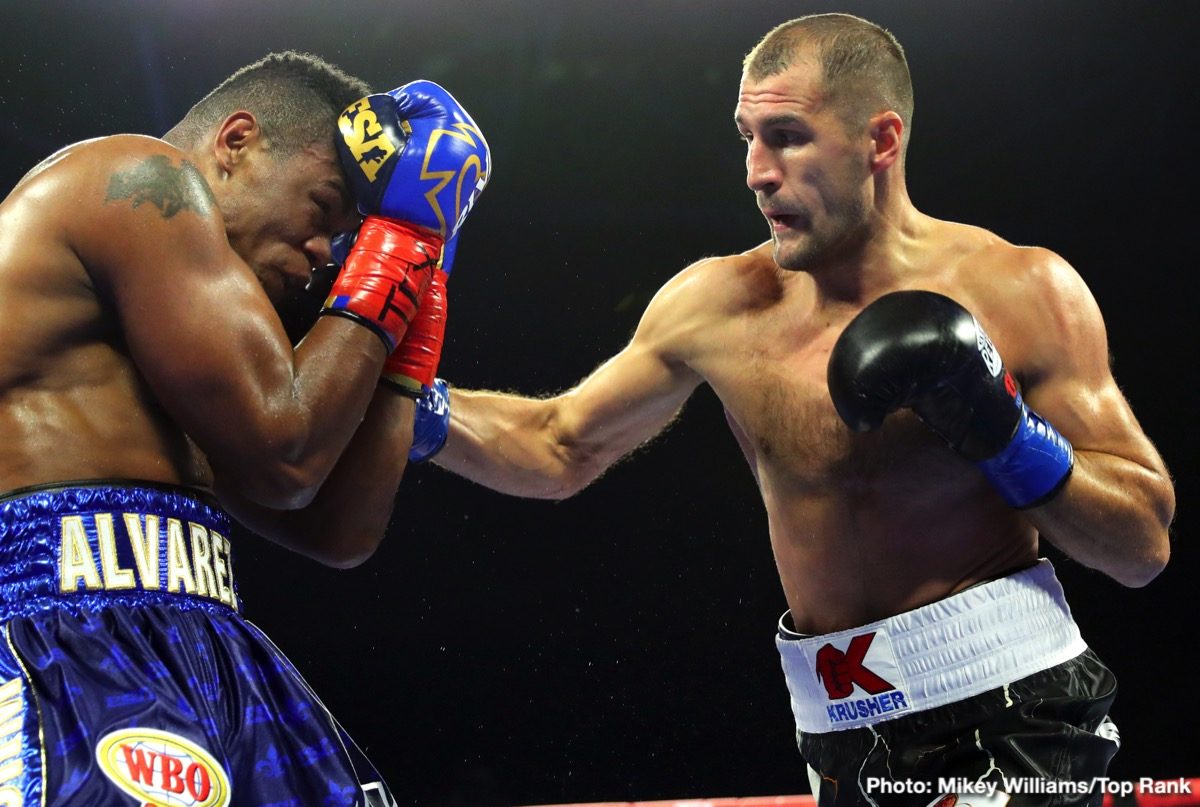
<box><xmin>867</xmin><ymin>111</ymin><xmax>903</xmax><ymax>175</ymax></box>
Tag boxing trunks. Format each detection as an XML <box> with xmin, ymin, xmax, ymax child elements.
<box><xmin>0</xmin><ymin>482</ymin><xmax>395</xmax><ymax>806</ymax></box>
<box><xmin>777</xmin><ymin>560</ymin><xmax>1118</xmax><ymax>807</ymax></box>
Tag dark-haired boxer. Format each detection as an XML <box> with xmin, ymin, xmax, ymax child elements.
<box><xmin>407</xmin><ymin>13</ymin><xmax>1174</xmax><ymax>807</ymax></box>
<box><xmin>0</xmin><ymin>51</ymin><xmax>487</xmax><ymax>804</ymax></box>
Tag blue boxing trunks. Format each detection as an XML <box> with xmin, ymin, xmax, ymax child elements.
<box><xmin>0</xmin><ymin>481</ymin><xmax>395</xmax><ymax>806</ymax></box>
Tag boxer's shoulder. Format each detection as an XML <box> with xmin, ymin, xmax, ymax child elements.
<box><xmin>908</xmin><ymin>221</ymin><xmax>1080</xmax><ymax>324</ymax></box>
<box><xmin>918</xmin><ymin>221</ymin><xmax>1102</xmax><ymax>386</ymax></box>
<box><xmin>92</xmin><ymin>136</ymin><xmax>217</xmax><ymax>220</ymax></box>
<box><xmin>6</xmin><ymin>135</ymin><xmax>218</xmax><ymax>252</ymax></box>
<box><xmin>922</xmin><ymin>219</ymin><xmax>1074</xmax><ymax>292</ymax></box>
<box><xmin>651</xmin><ymin>243</ymin><xmax>781</xmax><ymax>317</ymax></box>
<box><xmin>632</xmin><ymin>246</ymin><xmax>771</xmax><ymax>359</ymax></box>
<box><xmin>13</xmin><ymin>135</ymin><xmax>186</xmax><ymax>196</ymax></box>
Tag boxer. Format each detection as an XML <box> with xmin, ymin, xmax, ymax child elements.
<box><xmin>409</xmin><ymin>14</ymin><xmax>1173</xmax><ymax>806</ymax></box>
<box><xmin>0</xmin><ymin>52</ymin><xmax>488</xmax><ymax>804</ymax></box>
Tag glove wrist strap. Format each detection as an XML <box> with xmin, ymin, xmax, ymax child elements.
<box><xmin>976</xmin><ymin>394</ymin><xmax>1074</xmax><ymax>509</ymax></box>
<box><xmin>410</xmin><ymin>379</ymin><xmax>451</xmax><ymax>463</ymax></box>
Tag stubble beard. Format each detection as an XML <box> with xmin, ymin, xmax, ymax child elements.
<box><xmin>772</xmin><ymin>196</ymin><xmax>871</xmax><ymax>273</ymax></box>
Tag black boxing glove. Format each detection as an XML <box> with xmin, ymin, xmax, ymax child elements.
<box><xmin>827</xmin><ymin>290</ymin><xmax>1073</xmax><ymax>508</ymax></box>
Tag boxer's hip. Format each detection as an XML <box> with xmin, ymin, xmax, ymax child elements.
<box><xmin>0</xmin><ymin>480</ymin><xmax>240</xmax><ymax>620</ymax></box>
<box><xmin>798</xmin><ymin>648</ymin><xmax>1118</xmax><ymax>807</ymax></box>
<box><xmin>776</xmin><ymin>560</ymin><xmax>1119</xmax><ymax>805</ymax></box>
<box><xmin>775</xmin><ymin>559</ymin><xmax>1087</xmax><ymax>734</ymax></box>
<box><xmin>0</xmin><ymin>481</ymin><xmax>394</xmax><ymax>804</ymax></box>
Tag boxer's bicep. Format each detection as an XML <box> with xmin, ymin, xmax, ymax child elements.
<box><xmin>1016</xmin><ymin>253</ymin><xmax>1165</xmax><ymax>476</ymax></box>
<box><xmin>1006</xmin><ymin>254</ymin><xmax>1174</xmax><ymax>581</ymax></box>
<box><xmin>78</xmin><ymin>149</ymin><xmax>300</xmax><ymax>459</ymax></box>
<box><xmin>441</xmin><ymin>272</ymin><xmax>705</xmax><ymax>498</ymax></box>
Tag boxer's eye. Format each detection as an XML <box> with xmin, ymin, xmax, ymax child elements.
<box><xmin>312</xmin><ymin>197</ymin><xmax>334</xmax><ymax>230</ymax></box>
<box><xmin>773</xmin><ymin>130</ymin><xmax>809</xmax><ymax>147</ymax></box>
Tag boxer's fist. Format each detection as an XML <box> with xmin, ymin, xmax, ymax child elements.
<box><xmin>336</xmin><ymin>81</ymin><xmax>490</xmax><ymax>239</ymax></box>
<box><xmin>826</xmin><ymin>291</ymin><xmax>1016</xmax><ymax>457</ymax></box>
<box><xmin>320</xmin><ymin>217</ymin><xmax>438</xmax><ymax>350</ymax></box>
<box><xmin>827</xmin><ymin>290</ymin><xmax>1073</xmax><ymax>508</ymax></box>
<box><xmin>322</xmin><ymin>82</ymin><xmax>489</xmax><ymax>350</ymax></box>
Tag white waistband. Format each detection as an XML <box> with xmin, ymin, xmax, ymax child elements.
<box><xmin>775</xmin><ymin>559</ymin><xmax>1086</xmax><ymax>734</ymax></box>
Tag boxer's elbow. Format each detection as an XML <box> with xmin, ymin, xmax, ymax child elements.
<box><xmin>270</xmin><ymin>469</ymin><xmax>324</xmax><ymax>509</ymax></box>
<box><xmin>288</xmin><ymin>522</ymin><xmax>383</xmax><ymax>569</ymax></box>
<box><xmin>313</xmin><ymin>535</ymin><xmax>382</xmax><ymax>569</ymax></box>
<box><xmin>1117</xmin><ymin>483</ymin><xmax>1176</xmax><ymax>587</ymax></box>
<box><xmin>210</xmin><ymin>431</ymin><xmax>334</xmax><ymax>510</ymax></box>
<box><xmin>229</xmin><ymin>459</ymin><xmax>325</xmax><ymax>511</ymax></box>
<box><xmin>542</xmin><ymin>466</ymin><xmax>593</xmax><ymax>501</ymax></box>
<box><xmin>541</xmin><ymin>405</ymin><xmax>612</xmax><ymax>500</ymax></box>
<box><xmin>1112</xmin><ymin>539</ymin><xmax>1170</xmax><ymax>588</ymax></box>
<box><xmin>544</xmin><ymin>435</ymin><xmax>610</xmax><ymax>500</ymax></box>
<box><xmin>451</xmin><ymin>398</ymin><xmax>611</xmax><ymax>499</ymax></box>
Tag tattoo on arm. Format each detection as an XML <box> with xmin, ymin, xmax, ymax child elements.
<box><xmin>105</xmin><ymin>155</ymin><xmax>216</xmax><ymax>218</ymax></box>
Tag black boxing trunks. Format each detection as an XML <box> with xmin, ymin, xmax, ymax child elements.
<box><xmin>0</xmin><ymin>482</ymin><xmax>395</xmax><ymax>806</ymax></box>
<box><xmin>776</xmin><ymin>560</ymin><xmax>1119</xmax><ymax>807</ymax></box>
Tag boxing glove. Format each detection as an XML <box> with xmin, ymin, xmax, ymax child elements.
<box><xmin>383</xmin><ymin>258</ymin><xmax>448</xmax><ymax>397</ymax></box>
<box><xmin>322</xmin><ymin>81</ymin><xmax>489</xmax><ymax>350</ymax></box>
<box><xmin>827</xmin><ymin>290</ymin><xmax>1073</xmax><ymax>508</ymax></box>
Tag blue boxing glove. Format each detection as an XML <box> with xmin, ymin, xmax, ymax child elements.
<box><xmin>336</xmin><ymin>81</ymin><xmax>490</xmax><ymax>238</ymax></box>
<box><xmin>828</xmin><ymin>291</ymin><xmax>1073</xmax><ymax>508</ymax></box>
<box><xmin>410</xmin><ymin>378</ymin><xmax>450</xmax><ymax>463</ymax></box>
<box><xmin>322</xmin><ymin>81</ymin><xmax>490</xmax><ymax>349</ymax></box>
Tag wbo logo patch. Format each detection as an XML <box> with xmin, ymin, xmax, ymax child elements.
<box><xmin>812</xmin><ymin>629</ymin><xmax>912</xmax><ymax>726</ymax></box>
<box><xmin>96</xmin><ymin>728</ymin><xmax>231</xmax><ymax>807</ymax></box>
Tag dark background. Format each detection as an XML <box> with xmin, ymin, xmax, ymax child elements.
<box><xmin>2</xmin><ymin>1</ymin><xmax>1196</xmax><ymax>804</ymax></box>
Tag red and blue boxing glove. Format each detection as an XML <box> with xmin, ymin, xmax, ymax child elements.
<box><xmin>328</xmin><ymin>207</ymin><xmax>455</xmax><ymax>465</ymax></box>
<box><xmin>322</xmin><ymin>81</ymin><xmax>490</xmax><ymax>351</ymax></box>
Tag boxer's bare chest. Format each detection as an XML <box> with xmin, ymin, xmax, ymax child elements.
<box><xmin>696</xmin><ymin>281</ymin><xmax>966</xmax><ymax>495</ymax></box>
<box><xmin>691</xmin><ymin>280</ymin><xmax>1020</xmax><ymax>629</ymax></box>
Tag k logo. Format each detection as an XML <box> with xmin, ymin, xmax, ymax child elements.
<box><xmin>814</xmin><ymin>632</ymin><xmax>896</xmax><ymax>699</ymax></box>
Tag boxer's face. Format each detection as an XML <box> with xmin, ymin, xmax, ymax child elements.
<box><xmin>221</xmin><ymin>140</ymin><xmax>357</xmax><ymax>303</ymax></box>
<box><xmin>735</xmin><ymin>57</ymin><xmax>874</xmax><ymax>272</ymax></box>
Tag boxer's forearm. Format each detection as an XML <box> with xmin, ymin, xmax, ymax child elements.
<box><xmin>1027</xmin><ymin>450</ymin><xmax>1174</xmax><ymax>587</ymax></box>
<box><xmin>220</xmin><ymin>391</ymin><xmax>414</xmax><ymax>568</ymax></box>
<box><xmin>435</xmin><ymin>334</ymin><xmax>699</xmax><ymax>497</ymax></box>
<box><xmin>436</xmin><ymin>389</ymin><xmax>594</xmax><ymax>499</ymax></box>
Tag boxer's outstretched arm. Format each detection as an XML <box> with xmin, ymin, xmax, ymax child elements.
<box><xmin>436</xmin><ymin>270</ymin><xmax>706</xmax><ymax>499</ymax></box>
<box><xmin>994</xmin><ymin>250</ymin><xmax>1175</xmax><ymax>586</ymax></box>
<box><xmin>216</xmin><ymin>390</ymin><xmax>415</xmax><ymax>568</ymax></box>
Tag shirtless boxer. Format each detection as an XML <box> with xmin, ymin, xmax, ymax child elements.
<box><xmin>410</xmin><ymin>14</ymin><xmax>1174</xmax><ymax>806</ymax></box>
<box><xmin>0</xmin><ymin>51</ymin><xmax>488</xmax><ymax>804</ymax></box>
